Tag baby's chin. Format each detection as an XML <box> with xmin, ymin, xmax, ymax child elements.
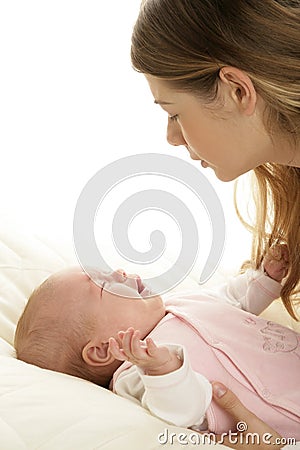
<box><xmin>143</xmin><ymin>295</ymin><xmax>165</xmax><ymax>331</ymax></box>
<box><xmin>136</xmin><ymin>277</ymin><xmax>160</xmax><ymax>299</ymax></box>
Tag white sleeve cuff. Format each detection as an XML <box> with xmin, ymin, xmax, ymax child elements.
<box><xmin>137</xmin><ymin>344</ymin><xmax>212</xmax><ymax>428</ymax></box>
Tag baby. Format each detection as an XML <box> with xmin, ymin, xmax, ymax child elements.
<box><xmin>14</xmin><ymin>244</ymin><xmax>300</xmax><ymax>438</ymax></box>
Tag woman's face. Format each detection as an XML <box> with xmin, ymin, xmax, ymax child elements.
<box><xmin>145</xmin><ymin>74</ymin><xmax>272</xmax><ymax>182</ymax></box>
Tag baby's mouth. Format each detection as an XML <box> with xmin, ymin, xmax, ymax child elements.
<box><xmin>135</xmin><ymin>276</ymin><xmax>153</xmax><ymax>298</ymax></box>
<box><xmin>135</xmin><ymin>276</ymin><xmax>144</xmax><ymax>293</ymax></box>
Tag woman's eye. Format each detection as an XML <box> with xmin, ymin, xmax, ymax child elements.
<box><xmin>169</xmin><ymin>114</ymin><xmax>179</xmax><ymax>122</ymax></box>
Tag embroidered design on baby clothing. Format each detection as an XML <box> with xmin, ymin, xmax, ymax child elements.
<box><xmin>260</xmin><ymin>321</ymin><xmax>299</xmax><ymax>357</ymax></box>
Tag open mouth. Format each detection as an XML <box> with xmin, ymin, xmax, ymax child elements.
<box><xmin>135</xmin><ymin>276</ymin><xmax>153</xmax><ymax>297</ymax></box>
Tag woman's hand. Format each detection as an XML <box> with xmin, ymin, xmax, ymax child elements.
<box><xmin>212</xmin><ymin>382</ymin><xmax>283</xmax><ymax>449</ymax></box>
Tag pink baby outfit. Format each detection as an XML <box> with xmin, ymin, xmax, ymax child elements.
<box><xmin>113</xmin><ymin>270</ymin><xmax>300</xmax><ymax>438</ymax></box>
<box><xmin>151</xmin><ymin>296</ymin><xmax>300</xmax><ymax>437</ymax></box>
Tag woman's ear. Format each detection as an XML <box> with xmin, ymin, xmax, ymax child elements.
<box><xmin>218</xmin><ymin>66</ymin><xmax>257</xmax><ymax>116</ymax></box>
<box><xmin>82</xmin><ymin>341</ymin><xmax>115</xmax><ymax>367</ymax></box>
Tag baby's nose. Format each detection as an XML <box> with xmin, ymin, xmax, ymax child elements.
<box><xmin>112</xmin><ymin>269</ymin><xmax>135</xmax><ymax>285</ymax></box>
<box><xmin>113</xmin><ymin>269</ymin><xmax>129</xmax><ymax>282</ymax></box>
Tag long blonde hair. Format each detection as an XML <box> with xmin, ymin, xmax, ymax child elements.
<box><xmin>131</xmin><ymin>0</ymin><xmax>300</xmax><ymax>318</ymax></box>
<box><xmin>235</xmin><ymin>165</ymin><xmax>300</xmax><ymax>320</ymax></box>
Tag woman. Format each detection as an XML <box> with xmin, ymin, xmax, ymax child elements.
<box><xmin>130</xmin><ymin>0</ymin><xmax>300</xmax><ymax>446</ymax></box>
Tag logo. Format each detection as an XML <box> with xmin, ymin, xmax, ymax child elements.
<box><xmin>73</xmin><ymin>153</ymin><xmax>225</xmax><ymax>295</ymax></box>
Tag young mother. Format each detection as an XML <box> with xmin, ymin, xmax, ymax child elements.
<box><xmin>131</xmin><ymin>0</ymin><xmax>300</xmax><ymax>447</ymax></box>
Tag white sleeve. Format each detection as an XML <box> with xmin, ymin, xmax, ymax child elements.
<box><xmin>114</xmin><ymin>344</ymin><xmax>212</xmax><ymax>429</ymax></box>
<box><xmin>202</xmin><ymin>268</ymin><xmax>282</xmax><ymax>315</ymax></box>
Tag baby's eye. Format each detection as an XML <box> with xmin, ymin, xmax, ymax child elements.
<box><xmin>169</xmin><ymin>114</ymin><xmax>179</xmax><ymax>122</ymax></box>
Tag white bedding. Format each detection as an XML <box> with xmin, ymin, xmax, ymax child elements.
<box><xmin>1</xmin><ymin>223</ymin><xmax>299</xmax><ymax>449</ymax></box>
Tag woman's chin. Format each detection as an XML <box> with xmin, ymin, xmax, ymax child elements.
<box><xmin>214</xmin><ymin>169</ymin><xmax>239</xmax><ymax>182</ymax></box>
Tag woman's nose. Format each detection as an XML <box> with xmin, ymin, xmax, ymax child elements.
<box><xmin>166</xmin><ymin>118</ymin><xmax>186</xmax><ymax>146</ymax></box>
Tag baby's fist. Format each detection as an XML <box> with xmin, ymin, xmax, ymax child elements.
<box><xmin>263</xmin><ymin>243</ymin><xmax>289</xmax><ymax>282</ymax></box>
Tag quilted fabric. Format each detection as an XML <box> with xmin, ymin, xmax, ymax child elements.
<box><xmin>0</xmin><ymin>225</ymin><xmax>71</xmax><ymax>349</ymax></box>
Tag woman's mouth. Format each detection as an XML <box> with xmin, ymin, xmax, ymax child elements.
<box><xmin>186</xmin><ymin>146</ymin><xmax>200</xmax><ymax>160</ymax></box>
<box><xmin>185</xmin><ymin>146</ymin><xmax>208</xmax><ymax>166</ymax></box>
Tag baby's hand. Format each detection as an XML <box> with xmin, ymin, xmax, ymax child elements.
<box><xmin>108</xmin><ymin>327</ymin><xmax>182</xmax><ymax>376</ymax></box>
<box><xmin>263</xmin><ymin>243</ymin><xmax>289</xmax><ymax>282</ymax></box>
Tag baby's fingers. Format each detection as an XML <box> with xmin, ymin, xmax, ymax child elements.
<box><xmin>130</xmin><ymin>329</ymin><xmax>148</xmax><ymax>357</ymax></box>
<box><xmin>281</xmin><ymin>244</ymin><xmax>289</xmax><ymax>264</ymax></box>
<box><xmin>117</xmin><ymin>328</ymin><xmax>144</xmax><ymax>360</ymax></box>
<box><xmin>145</xmin><ymin>337</ymin><xmax>158</xmax><ymax>356</ymax></box>
<box><xmin>119</xmin><ymin>328</ymin><xmax>136</xmax><ymax>355</ymax></box>
<box><xmin>108</xmin><ymin>337</ymin><xmax>127</xmax><ymax>361</ymax></box>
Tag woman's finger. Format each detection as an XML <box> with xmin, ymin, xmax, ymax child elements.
<box><xmin>212</xmin><ymin>382</ymin><xmax>282</xmax><ymax>449</ymax></box>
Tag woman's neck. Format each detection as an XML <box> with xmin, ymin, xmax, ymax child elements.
<box><xmin>271</xmin><ymin>135</ymin><xmax>300</xmax><ymax>168</ymax></box>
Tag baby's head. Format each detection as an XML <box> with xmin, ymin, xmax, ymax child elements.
<box><xmin>14</xmin><ymin>267</ymin><xmax>164</xmax><ymax>387</ymax></box>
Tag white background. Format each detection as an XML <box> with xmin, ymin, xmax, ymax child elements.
<box><xmin>0</xmin><ymin>1</ymin><xmax>252</xmax><ymax>280</ymax></box>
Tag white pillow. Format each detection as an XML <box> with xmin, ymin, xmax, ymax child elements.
<box><xmin>0</xmin><ymin>225</ymin><xmax>71</xmax><ymax>351</ymax></box>
<box><xmin>0</xmin><ymin>222</ymin><xmax>228</xmax><ymax>450</ymax></box>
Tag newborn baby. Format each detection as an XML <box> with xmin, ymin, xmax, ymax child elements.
<box><xmin>15</xmin><ymin>244</ymin><xmax>300</xmax><ymax>438</ymax></box>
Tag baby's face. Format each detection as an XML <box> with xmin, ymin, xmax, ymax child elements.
<box><xmin>53</xmin><ymin>267</ymin><xmax>165</xmax><ymax>342</ymax></box>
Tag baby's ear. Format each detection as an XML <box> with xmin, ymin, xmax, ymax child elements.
<box><xmin>82</xmin><ymin>341</ymin><xmax>115</xmax><ymax>367</ymax></box>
